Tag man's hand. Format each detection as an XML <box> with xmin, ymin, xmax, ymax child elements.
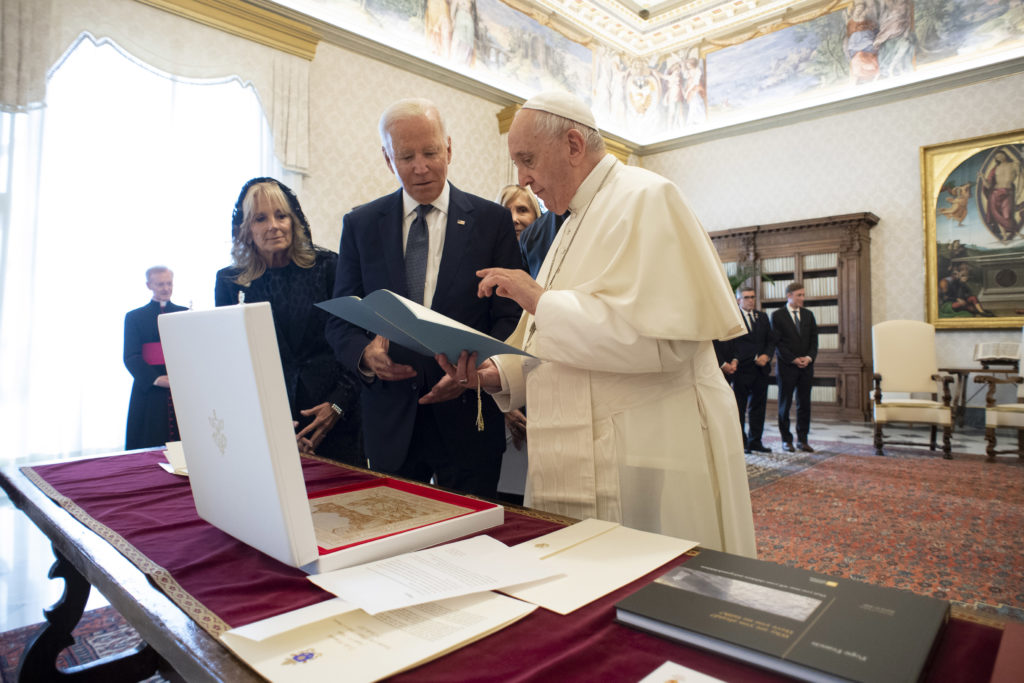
<box><xmin>506</xmin><ymin>409</ymin><xmax>527</xmax><ymax>448</ymax></box>
<box><xmin>476</xmin><ymin>268</ymin><xmax>544</xmax><ymax>315</ymax></box>
<box><xmin>433</xmin><ymin>352</ymin><xmax>503</xmax><ymax>393</ymax></box>
<box><xmin>296</xmin><ymin>403</ymin><xmax>340</xmax><ymax>454</ymax></box>
<box><xmin>721</xmin><ymin>360</ymin><xmax>737</xmax><ymax>375</ymax></box>
<box><xmin>361</xmin><ymin>335</ymin><xmax>416</xmax><ymax>381</ymax></box>
<box><xmin>755</xmin><ymin>354</ymin><xmax>770</xmax><ymax>367</ymax></box>
<box><xmin>154</xmin><ymin>375</ymin><xmax>170</xmax><ymax>389</ymax></box>
<box><xmin>418</xmin><ymin>372</ymin><xmax>470</xmax><ymax>404</ymax></box>
<box><xmin>793</xmin><ymin>356</ymin><xmax>812</xmax><ymax>368</ymax></box>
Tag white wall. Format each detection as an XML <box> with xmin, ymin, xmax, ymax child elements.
<box><xmin>643</xmin><ymin>71</ymin><xmax>1024</xmax><ymax>369</ymax></box>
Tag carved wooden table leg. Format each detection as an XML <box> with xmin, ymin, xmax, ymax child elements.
<box><xmin>16</xmin><ymin>545</ymin><xmax>158</xmax><ymax>682</ymax></box>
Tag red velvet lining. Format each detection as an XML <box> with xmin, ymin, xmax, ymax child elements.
<box><xmin>309</xmin><ymin>477</ymin><xmax>500</xmax><ymax>554</ymax></box>
<box><xmin>25</xmin><ymin>451</ymin><xmax>1001</xmax><ymax>681</ymax></box>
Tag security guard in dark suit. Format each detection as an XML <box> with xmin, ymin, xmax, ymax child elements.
<box><xmin>714</xmin><ymin>286</ymin><xmax>776</xmax><ymax>453</ymax></box>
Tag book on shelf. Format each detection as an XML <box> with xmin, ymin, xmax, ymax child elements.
<box><xmin>761</xmin><ymin>256</ymin><xmax>795</xmax><ymax>274</ymax></box>
<box><xmin>810</xmin><ymin>386</ymin><xmax>836</xmax><ymax>403</ymax></box>
<box><xmin>803</xmin><ymin>253</ymin><xmax>838</xmax><ymax>270</ymax></box>
<box><xmin>803</xmin><ymin>277</ymin><xmax>837</xmax><ymax>298</ymax></box>
<box><xmin>615</xmin><ymin>549</ymin><xmax>949</xmax><ymax>683</ymax></box>
<box><xmin>818</xmin><ymin>333</ymin><xmax>839</xmax><ymax>350</ymax></box>
<box><xmin>805</xmin><ymin>305</ymin><xmax>838</xmax><ymax>326</ymax></box>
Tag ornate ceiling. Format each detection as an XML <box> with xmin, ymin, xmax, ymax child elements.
<box><xmin>503</xmin><ymin>0</ymin><xmax>831</xmax><ymax>57</ymax></box>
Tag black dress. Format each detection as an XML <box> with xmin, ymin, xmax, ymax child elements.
<box><xmin>215</xmin><ymin>248</ymin><xmax>363</xmax><ymax>465</ymax></box>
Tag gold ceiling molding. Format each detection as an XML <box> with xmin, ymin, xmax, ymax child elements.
<box><xmin>135</xmin><ymin>0</ymin><xmax>320</xmax><ymax>60</ymax></box>
<box><xmin>496</xmin><ymin>104</ymin><xmax>635</xmax><ymax>163</ymax></box>
<box><xmin>499</xmin><ymin>0</ymin><xmax>595</xmax><ymax>48</ymax></box>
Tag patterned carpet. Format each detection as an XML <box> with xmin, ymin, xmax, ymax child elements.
<box><xmin>0</xmin><ymin>605</ymin><xmax>164</xmax><ymax>683</ymax></box>
<box><xmin>748</xmin><ymin>438</ymin><xmax>1024</xmax><ymax>624</ymax></box>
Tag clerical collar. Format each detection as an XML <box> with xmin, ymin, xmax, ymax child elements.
<box><xmin>567</xmin><ymin>154</ymin><xmax>617</xmax><ymax>216</ymax></box>
<box><xmin>402</xmin><ymin>181</ymin><xmax>450</xmax><ymax>217</ymax></box>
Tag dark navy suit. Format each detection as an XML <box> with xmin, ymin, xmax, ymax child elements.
<box><xmin>325</xmin><ymin>184</ymin><xmax>523</xmax><ymax>497</ymax></box>
<box><xmin>518</xmin><ymin>210</ymin><xmax>567</xmax><ymax>278</ymax></box>
<box><xmin>770</xmin><ymin>306</ymin><xmax>818</xmax><ymax>445</ymax></box>
<box><xmin>714</xmin><ymin>309</ymin><xmax>776</xmax><ymax>449</ymax></box>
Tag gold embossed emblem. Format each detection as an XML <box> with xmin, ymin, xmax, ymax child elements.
<box><xmin>209</xmin><ymin>409</ymin><xmax>226</xmax><ymax>455</ymax></box>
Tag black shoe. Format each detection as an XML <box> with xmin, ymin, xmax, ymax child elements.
<box><xmin>782</xmin><ymin>442</ymin><xmax>795</xmax><ymax>453</ymax></box>
<box><xmin>747</xmin><ymin>443</ymin><xmax>772</xmax><ymax>453</ymax></box>
<box><xmin>797</xmin><ymin>442</ymin><xmax>815</xmax><ymax>453</ymax></box>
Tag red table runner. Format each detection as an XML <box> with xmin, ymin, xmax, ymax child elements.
<box><xmin>23</xmin><ymin>451</ymin><xmax>1003</xmax><ymax>682</ymax></box>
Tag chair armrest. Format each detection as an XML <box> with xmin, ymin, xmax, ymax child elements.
<box><xmin>930</xmin><ymin>373</ymin><xmax>955</xmax><ymax>406</ymax></box>
<box><xmin>974</xmin><ymin>374</ymin><xmax>1024</xmax><ymax>407</ymax></box>
<box><xmin>872</xmin><ymin>372</ymin><xmax>883</xmax><ymax>404</ymax></box>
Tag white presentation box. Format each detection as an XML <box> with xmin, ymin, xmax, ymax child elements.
<box><xmin>159</xmin><ymin>303</ymin><xmax>502</xmax><ymax>574</ymax></box>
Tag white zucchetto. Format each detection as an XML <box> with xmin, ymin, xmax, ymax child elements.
<box><xmin>521</xmin><ymin>91</ymin><xmax>599</xmax><ymax>131</ymax></box>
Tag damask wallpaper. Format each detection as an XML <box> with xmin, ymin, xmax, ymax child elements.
<box><xmin>302</xmin><ymin>40</ymin><xmax>509</xmax><ymax>254</ymax></box>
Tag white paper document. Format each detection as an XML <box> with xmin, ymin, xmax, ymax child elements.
<box><xmin>220</xmin><ymin>592</ymin><xmax>536</xmax><ymax>683</ymax></box>
<box><xmin>501</xmin><ymin>519</ymin><xmax>698</xmax><ymax>615</ymax></box>
<box><xmin>158</xmin><ymin>441</ymin><xmax>188</xmax><ymax>476</ymax></box>
<box><xmin>638</xmin><ymin>661</ymin><xmax>726</xmax><ymax>683</ymax></box>
<box><xmin>309</xmin><ymin>535</ymin><xmax>561</xmax><ymax>614</ymax></box>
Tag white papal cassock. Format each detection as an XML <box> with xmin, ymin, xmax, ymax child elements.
<box><xmin>492</xmin><ymin>154</ymin><xmax>756</xmax><ymax>557</ymax></box>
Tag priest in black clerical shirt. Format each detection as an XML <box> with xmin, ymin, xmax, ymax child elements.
<box><xmin>123</xmin><ymin>265</ymin><xmax>187</xmax><ymax>450</ymax></box>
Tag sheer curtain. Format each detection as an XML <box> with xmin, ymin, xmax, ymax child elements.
<box><xmin>0</xmin><ymin>36</ymin><xmax>286</xmax><ymax>464</ymax></box>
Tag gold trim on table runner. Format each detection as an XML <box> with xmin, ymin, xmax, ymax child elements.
<box><xmin>20</xmin><ymin>465</ymin><xmax>231</xmax><ymax>636</ymax></box>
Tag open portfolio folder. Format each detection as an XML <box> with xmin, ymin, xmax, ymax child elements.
<box><xmin>316</xmin><ymin>289</ymin><xmax>534</xmax><ymax>362</ymax></box>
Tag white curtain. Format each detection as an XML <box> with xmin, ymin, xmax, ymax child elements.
<box><xmin>0</xmin><ymin>37</ymin><xmax>284</xmax><ymax>463</ymax></box>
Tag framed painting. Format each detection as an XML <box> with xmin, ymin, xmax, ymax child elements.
<box><xmin>923</xmin><ymin>128</ymin><xmax>1024</xmax><ymax>329</ymax></box>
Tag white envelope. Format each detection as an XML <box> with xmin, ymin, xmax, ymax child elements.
<box><xmin>501</xmin><ymin>518</ymin><xmax>697</xmax><ymax>615</ymax></box>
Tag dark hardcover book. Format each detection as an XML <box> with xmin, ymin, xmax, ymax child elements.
<box><xmin>615</xmin><ymin>549</ymin><xmax>949</xmax><ymax>683</ymax></box>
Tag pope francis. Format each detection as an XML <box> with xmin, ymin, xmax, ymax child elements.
<box><xmin>426</xmin><ymin>91</ymin><xmax>755</xmax><ymax>557</ymax></box>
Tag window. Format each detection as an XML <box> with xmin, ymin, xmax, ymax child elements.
<box><xmin>0</xmin><ymin>36</ymin><xmax>283</xmax><ymax>462</ymax></box>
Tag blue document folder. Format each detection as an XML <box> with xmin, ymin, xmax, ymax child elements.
<box><xmin>317</xmin><ymin>289</ymin><xmax>533</xmax><ymax>363</ymax></box>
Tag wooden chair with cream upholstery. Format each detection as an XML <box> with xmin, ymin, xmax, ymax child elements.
<box><xmin>973</xmin><ymin>326</ymin><xmax>1024</xmax><ymax>461</ymax></box>
<box><xmin>871</xmin><ymin>320</ymin><xmax>955</xmax><ymax>459</ymax></box>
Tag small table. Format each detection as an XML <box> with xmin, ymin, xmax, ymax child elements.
<box><xmin>939</xmin><ymin>367</ymin><xmax>1017</xmax><ymax>427</ymax></box>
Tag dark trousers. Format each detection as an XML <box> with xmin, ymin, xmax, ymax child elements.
<box><xmin>777</xmin><ymin>362</ymin><xmax>814</xmax><ymax>443</ymax></box>
<box><xmin>391</xmin><ymin>404</ymin><xmax>501</xmax><ymax>500</ymax></box>
<box><xmin>731</xmin><ymin>364</ymin><xmax>769</xmax><ymax>446</ymax></box>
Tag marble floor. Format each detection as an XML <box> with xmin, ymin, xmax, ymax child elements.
<box><xmin>0</xmin><ymin>419</ymin><xmax>1010</xmax><ymax>633</ymax></box>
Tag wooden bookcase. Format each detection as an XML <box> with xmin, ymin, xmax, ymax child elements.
<box><xmin>709</xmin><ymin>213</ymin><xmax>878</xmax><ymax>422</ymax></box>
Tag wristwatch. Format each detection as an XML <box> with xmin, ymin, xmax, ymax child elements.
<box><xmin>330</xmin><ymin>403</ymin><xmax>344</xmax><ymax>417</ymax></box>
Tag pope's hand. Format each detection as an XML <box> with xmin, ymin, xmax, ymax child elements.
<box><xmin>476</xmin><ymin>268</ymin><xmax>544</xmax><ymax>315</ymax></box>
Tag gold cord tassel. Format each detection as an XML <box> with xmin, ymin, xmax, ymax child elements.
<box><xmin>476</xmin><ymin>376</ymin><xmax>485</xmax><ymax>432</ymax></box>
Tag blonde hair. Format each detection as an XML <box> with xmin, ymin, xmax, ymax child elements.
<box><xmin>231</xmin><ymin>182</ymin><xmax>315</xmax><ymax>286</ymax></box>
<box><xmin>496</xmin><ymin>184</ymin><xmax>540</xmax><ymax>219</ymax></box>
